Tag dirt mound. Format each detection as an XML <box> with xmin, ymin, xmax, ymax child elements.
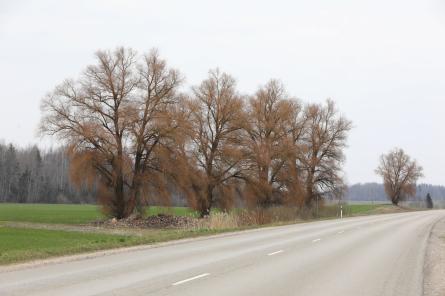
<box><xmin>94</xmin><ymin>214</ymin><xmax>200</xmax><ymax>229</ymax></box>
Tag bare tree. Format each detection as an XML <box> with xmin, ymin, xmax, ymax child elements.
<box><xmin>299</xmin><ymin>99</ymin><xmax>352</xmax><ymax>208</ymax></box>
<box><xmin>184</xmin><ymin>69</ymin><xmax>245</xmax><ymax>217</ymax></box>
<box><xmin>40</xmin><ymin>47</ymin><xmax>182</xmax><ymax>218</ymax></box>
<box><xmin>127</xmin><ymin>49</ymin><xmax>182</xmax><ymax>215</ymax></box>
<box><xmin>375</xmin><ymin>148</ymin><xmax>423</xmax><ymax>206</ymax></box>
<box><xmin>241</xmin><ymin>80</ymin><xmax>303</xmax><ymax>207</ymax></box>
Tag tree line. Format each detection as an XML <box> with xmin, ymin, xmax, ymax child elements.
<box><xmin>38</xmin><ymin>47</ymin><xmax>352</xmax><ymax>218</ymax></box>
<box><xmin>0</xmin><ymin>142</ymin><xmax>95</xmax><ymax>203</ymax></box>
<box><xmin>346</xmin><ymin>182</ymin><xmax>445</xmax><ymax>204</ymax></box>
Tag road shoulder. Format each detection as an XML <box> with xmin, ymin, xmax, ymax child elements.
<box><xmin>423</xmin><ymin>214</ymin><xmax>445</xmax><ymax>296</ymax></box>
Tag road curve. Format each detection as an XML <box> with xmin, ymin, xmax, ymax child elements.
<box><xmin>1</xmin><ymin>210</ymin><xmax>444</xmax><ymax>296</ymax></box>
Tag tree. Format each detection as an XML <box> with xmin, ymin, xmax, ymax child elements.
<box><xmin>184</xmin><ymin>69</ymin><xmax>245</xmax><ymax>216</ymax></box>
<box><xmin>299</xmin><ymin>100</ymin><xmax>352</xmax><ymax>208</ymax></box>
<box><xmin>375</xmin><ymin>148</ymin><xmax>424</xmax><ymax>206</ymax></box>
<box><xmin>17</xmin><ymin>169</ymin><xmax>31</xmax><ymax>203</ymax></box>
<box><xmin>426</xmin><ymin>193</ymin><xmax>433</xmax><ymax>209</ymax></box>
<box><xmin>40</xmin><ymin>47</ymin><xmax>182</xmax><ymax>218</ymax></box>
<box><xmin>0</xmin><ymin>142</ymin><xmax>97</xmax><ymax>204</ymax></box>
<box><xmin>241</xmin><ymin>80</ymin><xmax>303</xmax><ymax>207</ymax></box>
<box><xmin>4</xmin><ymin>144</ymin><xmax>19</xmax><ymax>201</ymax></box>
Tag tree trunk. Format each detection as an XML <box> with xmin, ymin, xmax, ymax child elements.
<box><xmin>199</xmin><ymin>185</ymin><xmax>214</xmax><ymax>218</ymax></box>
<box><xmin>114</xmin><ymin>175</ymin><xmax>126</xmax><ymax>219</ymax></box>
<box><xmin>113</xmin><ymin>146</ymin><xmax>132</xmax><ymax>219</ymax></box>
<box><xmin>258</xmin><ymin>165</ymin><xmax>271</xmax><ymax>206</ymax></box>
<box><xmin>305</xmin><ymin>179</ymin><xmax>314</xmax><ymax>208</ymax></box>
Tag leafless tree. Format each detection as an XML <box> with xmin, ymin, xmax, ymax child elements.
<box><xmin>183</xmin><ymin>69</ymin><xmax>245</xmax><ymax>217</ymax></box>
<box><xmin>40</xmin><ymin>47</ymin><xmax>182</xmax><ymax>218</ymax></box>
<box><xmin>299</xmin><ymin>99</ymin><xmax>352</xmax><ymax>207</ymax></box>
<box><xmin>241</xmin><ymin>80</ymin><xmax>304</xmax><ymax>207</ymax></box>
<box><xmin>375</xmin><ymin>148</ymin><xmax>423</xmax><ymax>205</ymax></box>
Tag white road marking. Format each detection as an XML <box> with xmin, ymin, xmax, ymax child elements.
<box><xmin>312</xmin><ymin>238</ymin><xmax>322</xmax><ymax>243</ymax></box>
<box><xmin>337</xmin><ymin>230</ymin><xmax>345</xmax><ymax>234</ymax></box>
<box><xmin>172</xmin><ymin>273</ymin><xmax>210</xmax><ymax>286</ymax></box>
<box><xmin>267</xmin><ymin>250</ymin><xmax>284</xmax><ymax>256</ymax></box>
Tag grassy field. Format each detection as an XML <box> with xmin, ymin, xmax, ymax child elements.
<box><xmin>316</xmin><ymin>203</ymin><xmax>395</xmax><ymax>218</ymax></box>
<box><xmin>0</xmin><ymin>203</ymin><xmax>198</xmax><ymax>224</ymax></box>
<box><xmin>343</xmin><ymin>204</ymin><xmax>392</xmax><ymax>215</ymax></box>
<box><xmin>0</xmin><ymin>202</ymin><xmax>406</xmax><ymax>266</ymax></box>
<box><xmin>0</xmin><ymin>225</ymin><xmax>222</xmax><ymax>265</ymax></box>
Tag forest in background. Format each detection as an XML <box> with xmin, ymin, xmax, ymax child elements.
<box><xmin>0</xmin><ymin>142</ymin><xmax>95</xmax><ymax>204</ymax></box>
<box><xmin>346</xmin><ymin>182</ymin><xmax>445</xmax><ymax>203</ymax></box>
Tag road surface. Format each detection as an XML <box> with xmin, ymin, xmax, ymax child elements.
<box><xmin>1</xmin><ymin>210</ymin><xmax>444</xmax><ymax>296</ymax></box>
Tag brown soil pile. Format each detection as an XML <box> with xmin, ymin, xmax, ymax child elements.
<box><xmin>93</xmin><ymin>214</ymin><xmax>201</xmax><ymax>229</ymax></box>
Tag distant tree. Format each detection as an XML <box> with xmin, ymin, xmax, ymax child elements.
<box><xmin>17</xmin><ymin>169</ymin><xmax>31</xmax><ymax>203</ymax></box>
<box><xmin>4</xmin><ymin>144</ymin><xmax>19</xmax><ymax>201</ymax></box>
<box><xmin>299</xmin><ymin>100</ymin><xmax>352</xmax><ymax>207</ymax></box>
<box><xmin>375</xmin><ymin>148</ymin><xmax>423</xmax><ymax>206</ymax></box>
<box><xmin>40</xmin><ymin>47</ymin><xmax>182</xmax><ymax>218</ymax></box>
<box><xmin>426</xmin><ymin>193</ymin><xmax>433</xmax><ymax>209</ymax></box>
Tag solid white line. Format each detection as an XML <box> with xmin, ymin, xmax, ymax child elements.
<box><xmin>312</xmin><ymin>238</ymin><xmax>322</xmax><ymax>243</ymax></box>
<box><xmin>172</xmin><ymin>273</ymin><xmax>210</xmax><ymax>286</ymax></box>
<box><xmin>267</xmin><ymin>250</ymin><xmax>284</xmax><ymax>256</ymax></box>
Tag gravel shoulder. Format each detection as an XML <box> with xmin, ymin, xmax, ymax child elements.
<box><xmin>423</xmin><ymin>215</ymin><xmax>445</xmax><ymax>296</ymax></box>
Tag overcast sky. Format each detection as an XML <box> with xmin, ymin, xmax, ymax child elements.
<box><xmin>1</xmin><ymin>0</ymin><xmax>445</xmax><ymax>185</ymax></box>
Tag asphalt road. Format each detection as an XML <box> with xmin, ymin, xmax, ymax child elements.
<box><xmin>1</xmin><ymin>210</ymin><xmax>444</xmax><ymax>296</ymax></box>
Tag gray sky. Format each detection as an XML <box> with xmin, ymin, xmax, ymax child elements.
<box><xmin>1</xmin><ymin>0</ymin><xmax>445</xmax><ymax>185</ymax></box>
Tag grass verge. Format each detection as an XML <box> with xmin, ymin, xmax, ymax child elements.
<box><xmin>0</xmin><ymin>225</ymin><xmax>224</xmax><ymax>265</ymax></box>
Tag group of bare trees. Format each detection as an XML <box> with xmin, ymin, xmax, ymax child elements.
<box><xmin>40</xmin><ymin>47</ymin><xmax>352</xmax><ymax>218</ymax></box>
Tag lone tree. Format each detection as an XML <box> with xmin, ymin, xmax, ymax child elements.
<box><xmin>40</xmin><ymin>47</ymin><xmax>182</xmax><ymax>218</ymax></box>
<box><xmin>375</xmin><ymin>148</ymin><xmax>423</xmax><ymax>206</ymax></box>
<box><xmin>426</xmin><ymin>193</ymin><xmax>434</xmax><ymax>209</ymax></box>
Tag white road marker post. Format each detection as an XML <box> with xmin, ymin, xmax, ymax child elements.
<box><xmin>340</xmin><ymin>205</ymin><xmax>343</xmax><ymax>219</ymax></box>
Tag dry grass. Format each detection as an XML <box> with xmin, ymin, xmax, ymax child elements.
<box><xmin>206</xmin><ymin>212</ymin><xmax>239</xmax><ymax>229</ymax></box>
<box><xmin>198</xmin><ymin>207</ymin><xmax>303</xmax><ymax>230</ymax></box>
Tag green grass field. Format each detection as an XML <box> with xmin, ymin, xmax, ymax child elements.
<box><xmin>0</xmin><ymin>203</ymin><xmax>198</xmax><ymax>224</ymax></box>
<box><xmin>344</xmin><ymin>204</ymin><xmax>386</xmax><ymax>215</ymax></box>
<box><xmin>316</xmin><ymin>203</ymin><xmax>394</xmax><ymax>218</ymax></box>
<box><xmin>0</xmin><ymin>225</ymin><xmax>222</xmax><ymax>265</ymax></box>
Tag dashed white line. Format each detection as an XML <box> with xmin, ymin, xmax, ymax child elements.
<box><xmin>172</xmin><ymin>273</ymin><xmax>210</xmax><ymax>286</ymax></box>
<box><xmin>337</xmin><ymin>230</ymin><xmax>345</xmax><ymax>234</ymax></box>
<box><xmin>267</xmin><ymin>250</ymin><xmax>284</xmax><ymax>256</ymax></box>
<box><xmin>312</xmin><ymin>238</ymin><xmax>322</xmax><ymax>243</ymax></box>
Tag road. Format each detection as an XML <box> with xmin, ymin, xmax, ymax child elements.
<box><xmin>1</xmin><ymin>210</ymin><xmax>444</xmax><ymax>296</ymax></box>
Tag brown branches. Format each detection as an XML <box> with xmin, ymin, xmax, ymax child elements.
<box><xmin>183</xmin><ymin>69</ymin><xmax>245</xmax><ymax>217</ymax></box>
<box><xmin>40</xmin><ymin>47</ymin><xmax>353</xmax><ymax>218</ymax></box>
<box><xmin>40</xmin><ymin>47</ymin><xmax>182</xmax><ymax>218</ymax></box>
<box><xmin>376</xmin><ymin>148</ymin><xmax>423</xmax><ymax>205</ymax></box>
